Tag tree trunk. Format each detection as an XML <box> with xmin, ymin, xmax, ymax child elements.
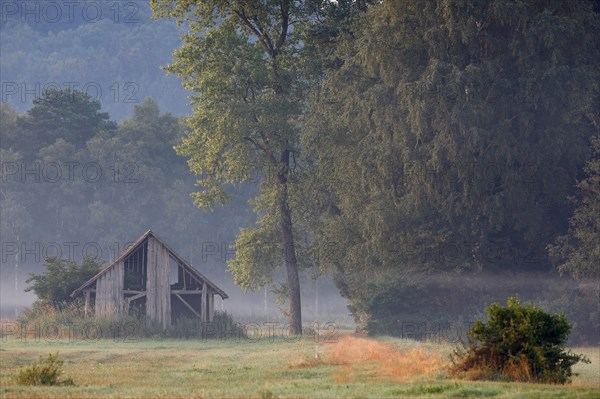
<box><xmin>277</xmin><ymin>150</ymin><xmax>302</xmax><ymax>335</ymax></box>
<box><xmin>264</xmin><ymin>285</ymin><xmax>268</xmax><ymax>316</ymax></box>
<box><xmin>314</xmin><ymin>277</ymin><xmax>319</xmax><ymax>319</ymax></box>
<box><xmin>280</xmin><ymin>200</ymin><xmax>302</xmax><ymax>335</ymax></box>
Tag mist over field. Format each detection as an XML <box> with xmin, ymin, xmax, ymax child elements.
<box><xmin>0</xmin><ymin>0</ymin><xmax>598</xmax><ymax>397</ymax></box>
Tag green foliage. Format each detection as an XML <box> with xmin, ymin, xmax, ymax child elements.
<box><xmin>151</xmin><ymin>0</ymin><xmax>332</xmax><ymax>332</ymax></box>
<box><xmin>347</xmin><ymin>275</ymin><xmax>474</xmax><ymax>337</ymax></box>
<box><xmin>25</xmin><ymin>256</ymin><xmax>102</xmax><ymax>308</ymax></box>
<box><xmin>17</xmin><ymin>88</ymin><xmax>115</xmax><ymax>153</ymax></box>
<box><xmin>18</xmin><ymin>302</ymin><xmax>243</xmax><ymax>341</ymax></box>
<box><xmin>549</xmin><ymin>131</ymin><xmax>600</xmax><ymax>279</ymax></box>
<box><xmin>1</xmin><ymin>94</ymin><xmax>250</xmax><ymax>286</ymax></box>
<box><xmin>18</xmin><ymin>300</ymin><xmax>85</xmax><ymax>328</ymax></box>
<box><xmin>85</xmin><ymin>97</ymin><xmax>202</xmax><ymax>245</ymax></box>
<box><xmin>451</xmin><ymin>297</ymin><xmax>589</xmax><ymax>384</ymax></box>
<box><xmin>349</xmin><ymin>273</ymin><xmax>598</xmax><ymax>344</ymax></box>
<box><xmin>0</xmin><ymin>103</ymin><xmax>21</xmax><ymax>151</ymax></box>
<box><xmin>16</xmin><ymin>352</ymin><xmax>74</xmax><ymax>386</ymax></box>
<box><xmin>152</xmin><ymin>1</ymin><xmax>307</xmax><ymax>210</ymax></box>
<box><xmin>0</xmin><ymin>148</ymin><xmax>31</xmax><ymax>241</ymax></box>
<box><xmin>301</xmin><ymin>0</ymin><xmax>600</xmax><ymax>332</ymax></box>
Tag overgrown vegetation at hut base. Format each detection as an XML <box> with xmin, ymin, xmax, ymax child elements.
<box><xmin>17</xmin><ymin>302</ymin><xmax>244</xmax><ymax>340</ymax></box>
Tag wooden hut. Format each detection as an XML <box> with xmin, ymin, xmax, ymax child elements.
<box><xmin>71</xmin><ymin>230</ymin><xmax>227</xmax><ymax>328</ymax></box>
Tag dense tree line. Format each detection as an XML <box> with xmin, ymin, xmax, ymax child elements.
<box><xmin>300</xmin><ymin>0</ymin><xmax>599</xmax><ymax>316</ymax></box>
<box><xmin>0</xmin><ymin>90</ymin><xmax>253</xmax><ymax>295</ymax></box>
<box><xmin>2</xmin><ymin>0</ymin><xmax>597</xmax><ymax>341</ymax></box>
<box><xmin>0</xmin><ymin>1</ymin><xmax>189</xmax><ymax>120</ymax></box>
<box><xmin>153</xmin><ymin>0</ymin><xmax>599</xmax><ymax>340</ymax></box>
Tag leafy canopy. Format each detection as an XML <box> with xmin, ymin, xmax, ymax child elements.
<box><xmin>302</xmin><ymin>0</ymin><xmax>599</xmax><ymax>304</ymax></box>
<box><xmin>18</xmin><ymin>88</ymin><xmax>115</xmax><ymax>151</ymax></box>
<box><xmin>549</xmin><ymin>131</ymin><xmax>600</xmax><ymax>279</ymax></box>
<box><xmin>151</xmin><ymin>1</ymin><xmax>318</xmax><ymax>303</ymax></box>
<box><xmin>25</xmin><ymin>256</ymin><xmax>102</xmax><ymax>308</ymax></box>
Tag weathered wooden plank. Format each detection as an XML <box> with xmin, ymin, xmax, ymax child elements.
<box><xmin>124</xmin><ymin>292</ymin><xmax>146</xmax><ymax>314</ymax></box>
<box><xmin>116</xmin><ymin>261</ymin><xmax>124</xmax><ymax>317</ymax></box>
<box><xmin>125</xmin><ymin>292</ymin><xmax>146</xmax><ymax>303</ymax></box>
<box><xmin>208</xmin><ymin>292</ymin><xmax>214</xmax><ymax>322</ymax></box>
<box><xmin>146</xmin><ymin>236</ymin><xmax>157</xmax><ymax>324</ymax></box>
<box><xmin>201</xmin><ymin>281</ymin><xmax>207</xmax><ymax>322</ymax></box>
<box><xmin>95</xmin><ymin>274</ymin><xmax>105</xmax><ymax>317</ymax></box>
<box><xmin>175</xmin><ymin>294</ymin><xmax>202</xmax><ymax>319</ymax></box>
<box><xmin>178</xmin><ymin>265</ymin><xmax>185</xmax><ymax>289</ymax></box>
<box><xmin>84</xmin><ymin>290</ymin><xmax>90</xmax><ymax>317</ymax></box>
<box><xmin>171</xmin><ymin>289</ymin><xmax>202</xmax><ymax>295</ymax></box>
<box><xmin>161</xmin><ymin>242</ymin><xmax>171</xmax><ymax>327</ymax></box>
<box><xmin>94</xmin><ymin>261</ymin><xmax>124</xmax><ymax>319</ymax></box>
<box><xmin>146</xmin><ymin>237</ymin><xmax>171</xmax><ymax>329</ymax></box>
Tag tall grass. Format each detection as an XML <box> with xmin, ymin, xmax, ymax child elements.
<box><xmin>14</xmin><ymin>302</ymin><xmax>243</xmax><ymax>340</ymax></box>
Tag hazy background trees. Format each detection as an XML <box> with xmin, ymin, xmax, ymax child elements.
<box><xmin>1</xmin><ymin>0</ymin><xmax>598</xmax><ymax>342</ymax></box>
<box><xmin>0</xmin><ymin>0</ymin><xmax>189</xmax><ymax>120</ymax></box>
<box><xmin>300</xmin><ymin>0</ymin><xmax>599</xmax><ymax>340</ymax></box>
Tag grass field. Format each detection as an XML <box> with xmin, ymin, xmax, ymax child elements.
<box><xmin>0</xmin><ymin>332</ymin><xmax>598</xmax><ymax>398</ymax></box>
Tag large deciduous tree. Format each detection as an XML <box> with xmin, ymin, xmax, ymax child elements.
<box><xmin>151</xmin><ymin>0</ymin><xmax>319</xmax><ymax>334</ymax></box>
<box><xmin>549</xmin><ymin>128</ymin><xmax>600</xmax><ymax>280</ymax></box>
<box><xmin>302</xmin><ymin>0</ymin><xmax>599</xmax><ymax>329</ymax></box>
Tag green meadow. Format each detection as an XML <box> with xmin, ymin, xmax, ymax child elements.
<box><xmin>0</xmin><ymin>333</ymin><xmax>598</xmax><ymax>398</ymax></box>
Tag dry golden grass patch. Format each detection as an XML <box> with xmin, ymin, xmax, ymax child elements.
<box><xmin>321</xmin><ymin>335</ymin><xmax>448</xmax><ymax>383</ymax></box>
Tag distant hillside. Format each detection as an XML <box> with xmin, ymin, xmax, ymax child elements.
<box><xmin>0</xmin><ymin>0</ymin><xmax>190</xmax><ymax>120</ymax></box>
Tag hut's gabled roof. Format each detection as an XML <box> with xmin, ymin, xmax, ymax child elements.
<box><xmin>70</xmin><ymin>230</ymin><xmax>228</xmax><ymax>299</ymax></box>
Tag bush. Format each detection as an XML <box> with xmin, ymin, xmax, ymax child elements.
<box><xmin>450</xmin><ymin>296</ymin><xmax>590</xmax><ymax>384</ymax></box>
<box><xmin>25</xmin><ymin>255</ymin><xmax>102</xmax><ymax>308</ymax></box>
<box><xmin>16</xmin><ymin>352</ymin><xmax>74</xmax><ymax>386</ymax></box>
